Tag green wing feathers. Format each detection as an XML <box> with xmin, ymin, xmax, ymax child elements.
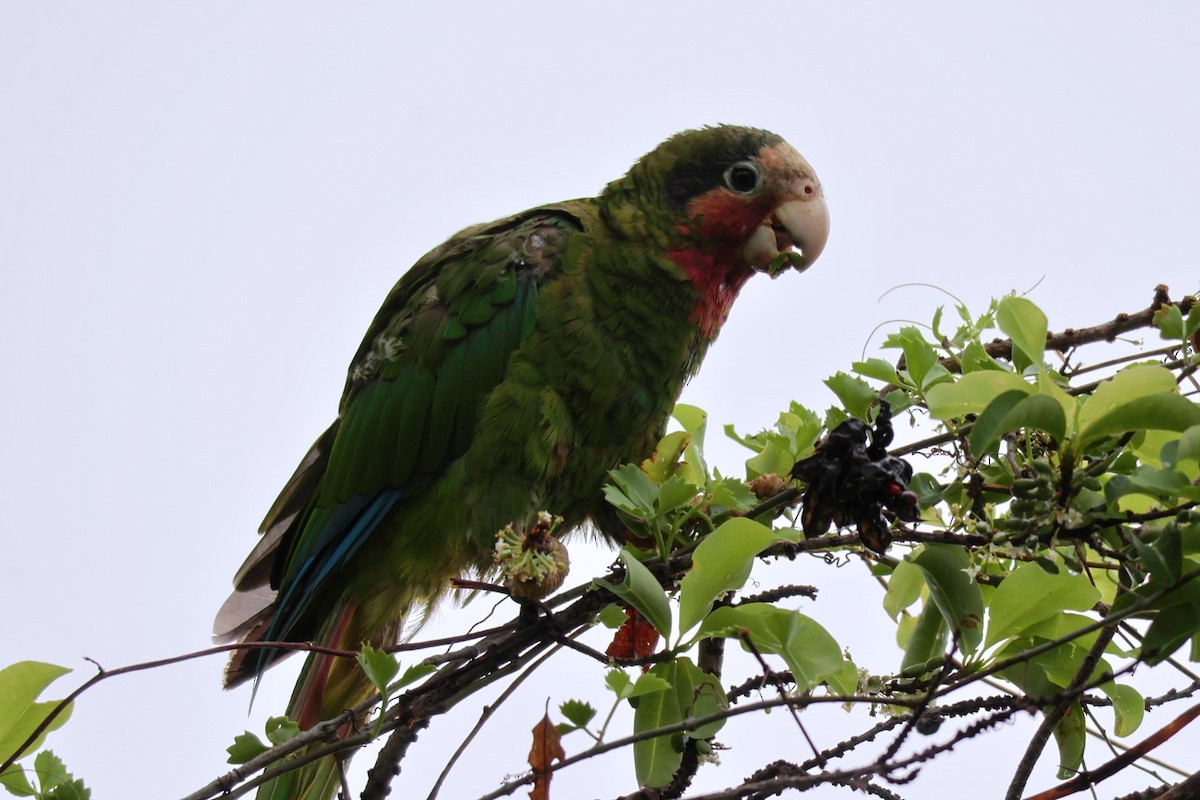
<box><xmin>215</xmin><ymin>209</ymin><xmax>583</xmax><ymax>685</ymax></box>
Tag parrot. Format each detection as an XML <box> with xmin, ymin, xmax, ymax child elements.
<box><xmin>213</xmin><ymin>124</ymin><xmax>829</xmax><ymax>799</ymax></box>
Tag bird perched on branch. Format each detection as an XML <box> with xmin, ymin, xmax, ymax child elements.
<box><xmin>214</xmin><ymin>124</ymin><xmax>829</xmax><ymax>799</ymax></box>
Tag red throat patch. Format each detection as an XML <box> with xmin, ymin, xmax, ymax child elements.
<box><xmin>669</xmin><ymin>187</ymin><xmax>772</xmax><ymax>337</ymax></box>
<box><xmin>667</xmin><ymin>247</ymin><xmax>753</xmax><ymax>339</ymax></box>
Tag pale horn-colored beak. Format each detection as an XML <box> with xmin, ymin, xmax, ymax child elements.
<box><xmin>740</xmin><ymin>193</ymin><xmax>830</xmax><ymax>277</ymax></box>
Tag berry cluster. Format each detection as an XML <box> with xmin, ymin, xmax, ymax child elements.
<box><xmin>791</xmin><ymin>402</ymin><xmax>918</xmax><ymax>554</ymax></box>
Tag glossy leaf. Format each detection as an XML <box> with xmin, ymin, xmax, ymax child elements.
<box><xmin>1141</xmin><ymin>603</ymin><xmax>1200</xmax><ymax>665</ymax></box>
<box><xmin>883</xmin><ymin>559</ymin><xmax>924</xmax><ymax>621</ymax></box>
<box><xmin>1053</xmin><ymin>703</ymin><xmax>1087</xmax><ymax>779</ymax></box>
<box><xmin>600</xmin><ymin>550</ymin><xmax>672</xmax><ymax>639</ymax></box>
<box><xmin>396</xmin><ymin>662</ymin><xmax>436</xmax><ymax>689</ymax></box>
<box><xmin>604</xmin><ymin>464</ymin><xmax>659</xmax><ymax>518</ymax></box>
<box><xmin>698</xmin><ymin>604</ymin><xmax>845</xmax><ymax>692</ymax></box>
<box><xmin>671</xmin><ymin>404</ymin><xmax>710</xmax><ymax>485</ymax></box>
<box><xmin>226</xmin><ymin>731</ymin><xmax>270</xmax><ymax>764</ymax></box>
<box><xmin>357</xmin><ymin>644</ymin><xmax>400</xmax><ymax>696</ymax></box>
<box><xmin>0</xmin><ymin>764</ymin><xmax>35</xmax><ymax>796</ymax></box>
<box><xmin>558</xmin><ymin>700</ymin><xmax>596</xmax><ymax>729</ymax></box>
<box><xmin>825</xmin><ymin>372</ymin><xmax>876</xmax><ymax>421</ymax></box>
<box><xmin>1102</xmin><ymin>683</ymin><xmax>1145</xmax><ymax>737</ymax></box>
<box><xmin>264</xmin><ymin>715</ymin><xmax>300</xmax><ymax>746</ymax></box>
<box><xmin>900</xmin><ymin>601</ymin><xmax>949</xmax><ymax>674</ymax></box>
<box><xmin>996</xmin><ymin>296</ymin><xmax>1048</xmax><ymax>372</ymax></box>
<box><xmin>0</xmin><ymin>662</ymin><xmax>73</xmax><ymax>768</ymax></box>
<box><xmin>677</xmin><ymin>518</ymin><xmax>778</xmax><ymax>637</ymax></box>
<box><xmin>632</xmin><ymin>663</ymin><xmax>682</xmax><ymax>788</ymax></box>
<box><xmin>641</xmin><ymin>431</ymin><xmax>692</xmax><ymax>485</ymax></box>
<box><xmin>985</xmin><ymin>562</ymin><xmax>1100</xmax><ymax>649</ymax></box>
<box><xmin>959</xmin><ymin>340</ymin><xmax>1007</xmax><ymax>373</ymax></box>
<box><xmin>1161</xmin><ymin>424</ymin><xmax>1200</xmax><ymax>467</ymax></box>
<box><xmin>925</xmin><ymin>371</ymin><xmax>1033</xmax><ymax>420</ymax></box>
<box><xmin>886</xmin><ymin>326</ymin><xmax>940</xmax><ymax>390</ymax></box>
<box><xmin>664</xmin><ymin>657</ymin><xmax>727</xmax><ymax>739</ymax></box>
<box><xmin>1133</xmin><ymin>530</ymin><xmax>1182</xmax><ymax>586</ymax></box>
<box><xmin>1080</xmin><ymin>393</ymin><xmax>1200</xmax><ymax>447</ymax></box>
<box><xmin>852</xmin><ymin>358</ymin><xmax>901</xmax><ymax>385</ymax></box>
<box><xmin>911</xmin><ymin>545</ymin><xmax>985</xmax><ymax>653</ymax></box>
<box><xmin>969</xmin><ymin>391</ymin><xmax>1066</xmax><ymax>457</ymax></box>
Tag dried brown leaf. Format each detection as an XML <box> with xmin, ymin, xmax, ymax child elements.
<box><xmin>528</xmin><ymin>711</ymin><xmax>566</xmax><ymax>800</ymax></box>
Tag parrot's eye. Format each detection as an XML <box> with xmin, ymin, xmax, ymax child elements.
<box><xmin>723</xmin><ymin>162</ymin><xmax>762</xmax><ymax>194</ymax></box>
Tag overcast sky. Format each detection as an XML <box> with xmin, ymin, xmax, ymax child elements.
<box><xmin>3</xmin><ymin>3</ymin><xmax>1199</xmax><ymax>798</ymax></box>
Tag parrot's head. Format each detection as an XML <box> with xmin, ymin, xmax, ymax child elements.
<box><xmin>603</xmin><ymin>125</ymin><xmax>830</xmax><ymax>336</ymax></box>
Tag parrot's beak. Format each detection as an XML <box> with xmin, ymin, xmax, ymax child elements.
<box><xmin>741</xmin><ymin>193</ymin><xmax>830</xmax><ymax>277</ymax></box>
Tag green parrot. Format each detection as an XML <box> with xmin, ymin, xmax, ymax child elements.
<box><xmin>214</xmin><ymin>124</ymin><xmax>828</xmax><ymax>798</ymax></box>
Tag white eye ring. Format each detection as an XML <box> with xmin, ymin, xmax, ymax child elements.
<box><xmin>723</xmin><ymin>161</ymin><xmax>762</xmax><ymax>193</ymax></box>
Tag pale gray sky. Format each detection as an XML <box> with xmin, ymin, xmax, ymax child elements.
<box><xmin>3</xmin><ymin>3</ymin><xmax>1199</xmax><ymax>798</ymax></box>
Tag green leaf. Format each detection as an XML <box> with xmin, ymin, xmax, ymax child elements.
<box><xmin>1076</xmin><ymin>365</ymin><xmax>1196</xmax><ymax>442</ymax></box>
<box><xmin>0</xmin><ymin>764</ymin><xmax>36</xmax><ymax>797</ymax></box>
<box><xmin>826</xmin><ymin>656</ymin><xmax>860</xmax><ymax>696</ymax></box>
<box><xmin>985</xmin><ymin>562</ymin><xmax>1101</xmax><ymax>649</ymax></box>
<box><xmin>925</xmin><ymin>371</ymin><xmax>1033</xmax><ymax>420</ymax></box>
<box><xmin>677</xmin><ymin>518</ymin><xmax>778</xmax><ymax>637</ymax></box>
<box><xmin>908</xmin><ymin>472</ymin><xmax>945</xmax><ymax>507</ymax></box>
<box><xmin>558</xmin><ymin>700</ymin><xmax>596</xmax><ymax>729</ymax></box>
<box><xmin>900</xmin><ymin>601</ymin><xmax>949</xmax><ymax>674</ymax></box>
<box><xmin>604</xmin><ymin>464</ymin><xmax>659</xmax><ymax>517</ymax></box>
<box><xmin>396</xmin><ymin>662</ymin><xmax>436</xmax><ymax>689</ymax></box>
<box><xmin>657</xmin><ymin>474</ymin><xmax>701</xmax><ymax>515</ymax></box>
<box><xmin>264</xmin><ymin>716</ymin><xmax>301</xmax><ymax>746</ymax></box>
<box><xmin>1154</xmin><ymin>303</ymin><xmax>1185</xmax><ymax>339</ymax></box>
<box><xmin>883</xmin><ymin>560</ymin><xmax>924</xmax><ymax>621</ymax></box>
<box><xmin>357</xmin><ymin>644</ymin><xmax>400</xmax><ymax>731</ymax></box>
<box><xmin>599</xmin><ymin>550</ymin><xmax>672</xmax><ymax>639</ymax></box>
<box><xmin>357</xmin><ymin>645</ymin><xmax>400</xmax><ymax>697</ymax></box>
<box><xmin>1105</xmin><ymin>466</ymin><xmax>1200</xmax><ymax>504</ymax></box>
<box><xmin>996</xmin><ymin>296</ymin><xmax>1048</xmax><ymax>372</ymax></box>
<box><xmin>632</xmin><ymin>663</ymin><xmax>682</xmax><ymax>788</ymax></box>
<box><xmin>743</xmin><ymin>435</ymin><xmax>796</xmax><ymax>479</ymax></box>
<box><xmin>1080</xmin><ymin>393</ymin><xmax>1200</xmax><ymax>447</ymax></box>
<box><xmin>664</xmin><ymin>657</ymin><xmax>727</xmax><ymax>739</ymax></box>
<box><xmin>43</xmin><ymin>778</ymin><xmax>89</xmax><ymax>800</ymax></box>
<box><xmin>969</xmin><ymin>391</ymin><xmax>1067</xmax><ymax>457</ymax></box>
<box><xmin>1180</xmin><ymin>424</ymin><xmax>1200</xmax><ymax>462</ymax></box>
<box><xmin>1102</xmin><ymin>683</ymin><xmax>1145</xmax><ymax>737</ymax></box>
<box><xmin>597</xmin><ymin>604</ymin><xmax>628</xmax><ymax>629</ymax></box>
<box><xmin>1141</xmin><ymin>602</ymin><xmax>1200</xmax><ymax>664</ymax></box>
<box><xmin>911</xmin><ymin>545</ymin><xmax>985</xmax><ymax>653</ymax></box>
<box><xmin>672</xmin><ymin>404</ymin><xmax>710</xmax><ymax>484</ymax></box>
<box><xmin>1153</xmin><ymin>303</ymin><xmax>1200</xmax><ymax>342</ymax></box>
<box><xmin>1053</xmin><ymin>703</ymin><xmax>1087</xmax><ymax>779</ymax></box>
<box><xmin>959</xmin><ymin>340</ymin><xmax>1007</xmax><ymax>373</ymax></box>
<box><xmin>642</xmin><ymin>431</ymin><xmax>691</xmax><ymax>485</ymax></box>
<box><xmin>852</xmin><ymin>358</ymin><xmax>900</xmax><ymax>385</ymax></box>
<box><xmin>698</xmin><ymin>604</ymin><xmax>845</xmax><ymax>692</ymax></box>
<box><xmin>1162</xmin><ymin>425</ymin><xmax>1200</xmax><ymax>466</ymax></box>
<box><xmin>605</xmin><ymin>669</ymin><xmax>632</xmax><ymax>698</ymax></box>
<box><xmin>707</xmin><ymin>477</ymin><xmax>757</xmax><ymax>512</ymax></box>
<box><xmin>824</xmin><ymin>372</ymin><xmax>877</xmax><ymax>421</ymax></box>
<box><xmin>1133</xmin><ymin>530</ymin><xmax>1182</xmax><ymax>586</ymax></box>
<box><xmin>226</xmin><ymin>731</ymin><xmax>270</xmax><ymax>764</ymax></box>
<box><xmin>888</xmin><ymin>326</ymin><xmax>940</xmax><ymax>390</ymax></box>
<box><xmin>33</xmin><ymin>751</ymin><xmax>87</xmax><ymax>799</ymax></box>
<box><xmin>607</xmin><ymin>668</ymin><xmax>675</xmax><ymax>706</ymax></box>
<box><xmin>628</xmin><ymin>672</ymin><xmax>674</xmax><ymax>699</ymax></box>
<box><xmin>0</xmin><ymin>662</ymin><xmax>74</xmax><ymax>766</ymax></box>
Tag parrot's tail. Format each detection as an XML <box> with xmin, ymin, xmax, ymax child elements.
<box><xmin>256</xmin><ymin>604</ymin><xmax>398</xmax><ymax>800</ymax></box>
